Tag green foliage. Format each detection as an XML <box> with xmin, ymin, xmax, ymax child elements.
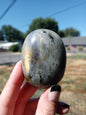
<box><xmin>25</xmin><ymin>17</ymin><xmax>80</xmax><ymax>38</ymax></box>
<box><xmin>9</xmin><ymin>44</ymin><xmax>19</xmax><ymax>52</ymax></box>
<box><xmin>0</xmin><ymin>30</ymin><xmax>4</xmax><ymax>40</ymax></box>
<box><xmin>67</xmin><ymin>46</ymin><xmax>71</xmax><ymax>50</ymax></box>
<box><xmin>1</xmin><ymin>25</ymin><xmax>24</xmax><ymax>42</ymax></box>
<box><xmin>63</xmin><ymin>27</ymin><xmax>80</xmax><ymax>37</ymax></box>
<box><xmin>67</xmin><ymin>54</ymin><xmax>86</xmax><ymax>59</ymax></box>
<box><xmin>0</xmin><ymin>18</ymin><xmax>81</xmax><ymax>41</ymax></box>
<box><xmin>25</xmin><ymin>17</ymin><xmax>59</xmax><ymax>37</ymax></box>
<box><xmin>29</xmin><ymin>17</ymin><xmax>45</xmax><ymax>32</ymax></box>
<box><xmin>77</xmin><ymin>46</ymin><xmax>83</xmax><ymax>51</ymax></box>
<box><xmin>44</xmin><ymin>18</ymin><xmax>58</xmax><ymax>33</ymax></box>
<box><xmin>58</xmin><ymin>30</ymin><xmax>65</xmax><ymax>37</ymax></box>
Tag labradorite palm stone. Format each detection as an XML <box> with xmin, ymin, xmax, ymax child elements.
<box><xmin>21</xmin><ymin>29</ymin><xmax>66</xmax><ymax>88</ymax></box>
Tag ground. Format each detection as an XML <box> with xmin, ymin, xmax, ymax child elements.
<box><xmin>0</xmin><ymin>53</ymin><xmax>86</xmax><ymax>114</ymax></box>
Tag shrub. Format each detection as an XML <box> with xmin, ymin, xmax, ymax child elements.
<box><xmin>67</xmin><ymin>46</ymin><xmax>70</xmax><ymax>50</ymax></box>
<box><xmin>9</xmin><ymin>44</ymin><xmax>19</xmax><ymax>52</ymax></box>
<box><xmin>77</xmin><ymin>46</ymin><xmax>83</xmax><ymax>51</ymax></box>
<box><xmin>67</xmin><ymin>46</ymin><xmax>74</xmax><ymax>51</ymax></box>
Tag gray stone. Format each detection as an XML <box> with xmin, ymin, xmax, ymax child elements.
<box><xmin>21</xmin><ymin>29</ymin><xmax>66</xmax><ymax>88</ymax></box>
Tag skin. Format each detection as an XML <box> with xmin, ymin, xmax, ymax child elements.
<box><xmin>0</xmin><ymin>61</ymin><xmax>69</xmax><ymax>115</ymax></box>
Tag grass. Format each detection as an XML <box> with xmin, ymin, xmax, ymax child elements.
<box><xmin>63</xmin><ymin>78</ymin><xmax>74</xmax><ymax>84</ymax></box>
<box><xmin>84</xmin><ymin>83</ymin><xmax>86</xmax><ymax>90</ymax></box>
<box><xmin>0</xmin><ymin>70</ymin><xmax>5</xmax><ymax>76</ymax></box>
<box><xmin>0</xmin><ymin>53</ymin><xmax>86</xmax><ymax>114</ymax></box>
<box><xmin>67</xmin><ymin>53</ymin><xmax>86</xmax><ymax>59</ymax></box>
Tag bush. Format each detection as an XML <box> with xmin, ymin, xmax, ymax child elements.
<box><xmin>67</xmin><ymin>46</ymin><xmax>70</xmax><ymax>50</ymax></box>
<box><xmin>78</xmin><ymin>46</ymin><xmax>83</xmax><ymax>51</ymax></box>
<box><xmin>9</xmin><ymin>44</ymin><xmax>19</xmax><ymax>52</ymax></box>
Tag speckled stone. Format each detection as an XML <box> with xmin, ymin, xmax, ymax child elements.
<box><xmin>21</xmin><ymin>29</ymin><xmax>66</xmax><ymax>88</ymax></box>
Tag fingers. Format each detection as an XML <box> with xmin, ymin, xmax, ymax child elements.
<box><xmin>0</xmin><ymin>61</ymin><xmax>24</xmax><ymax>106</ymax></box>
<box><xmin>14</xmin><ymin>82</ymin><xmax>37</xmax><ymax>115</ymax></box>
<box><xmin>24</xmin><ymin>99</ymin><xmax>69</xmax><ymax>115</ymax></box>
<box><xmin>36</xmin><ymin>85</ymin><xmax>69</xmax><ymax>115</ymax></box>
<box><xmin>0</xmin><ymin>61</ymin><xmax>24</xmax><ymax>114</ymax></box>
<box><xmin>24</xmin><ymin>86</ymin><xmax>69</xmax><ymax>115</ymax></box>
<box><xmin>56</xmin><ymin>101</ymin><xmax>70</xmax><ymax>114</ymax></box>
<box><xmin>36</xmin><ymin>85</ymin><xmax>61</xmax><ymax>115</ymax></box>
<box><xmin>24</xmin><ymin>98</ymin><xmax>39</xmax><ymax>115</ymax></box>
<box><xmin>0</xmin><ymin>59</ymin><xmax>70</xmax><ymax>115</ymax></box>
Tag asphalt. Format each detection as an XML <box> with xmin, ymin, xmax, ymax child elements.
<box><xmin>0</xmin><ymin>51</ymin><xmax>85</xmax><ymax>65</ymax></box>
<box><xmin>0</xmin><ymin>52</ymin><xmax>21</xmax><ymax>65</ymax></box>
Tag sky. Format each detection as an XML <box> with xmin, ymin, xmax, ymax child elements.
<box><xmin>0</xmin><ymin>0</ymin><xmax>86</xmax><ymax>36</ymax></box>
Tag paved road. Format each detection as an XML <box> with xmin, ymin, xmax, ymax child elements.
<box><xmin>0</xmin><ymin>52</ymin><xmax>21</xmax><ymax>65</ymax></box>
<box><xmin>0</xmin><ymin>51</ymin><xmax>85</xmax><ymax>65</ymax></box>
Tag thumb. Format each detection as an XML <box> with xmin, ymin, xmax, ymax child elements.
<box><xmin>36</xmin><ymin>85</ymin><xmax>61</xmax><ymax>115</ymax></box>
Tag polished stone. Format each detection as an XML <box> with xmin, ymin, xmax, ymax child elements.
<box><xmin>21</xmin><ymin>29</ymin><xmax>66</xmax><ymax>88</ymax></box>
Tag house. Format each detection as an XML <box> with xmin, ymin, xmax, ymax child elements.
<box><xmin>62</xmin><ymin>36</ymin><xmax>86</xmax><ymax>47</ymax></box>
<box><xmin>0</xmin><ymin>36</ymin><xmax>86</xmax><ymax>52</ymax></box>
<box><xmin>0</xmin><ymin>41</ymin><xmax>19</xmax><ymax>51</ymax></box>
<box><xmin>62</xmin><ymin>36</ymin><xmax>86</xmax><ymax>51</ymax></box>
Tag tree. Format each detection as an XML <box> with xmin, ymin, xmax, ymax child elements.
<box><xmin>28</xmin><ymin>17</ymin><xmax>45</xmax><ymax>33</ymax></box>
<box><xmin>13</xmin><ymin>28</ymin><xmax>24</xmax><ymax>42</ymax></box>
<box><xmin>1</xmin><ymin>25</ymin><xmax>8</xmax><ymax>41</ymax></box>
<box><xmin>1</xmin><ymin>25</ymin><xmax>24</xmax><ymax>42</ymax></box>
<box><xmin>25</xmin><ymin>17</ymin><xmax>59</xmax><ymax>37</ymax></box>
<box><xmin>63</xmin><ymin>27</ymin><xmax>80</xmax><ymax>37</ymax></box>
<box><xmin>44</xmin><ymin>18</ymin><xmax>58</xmax><ymax>33</ymax></box>
<box><xmin>0</xmin><ymin>30</ymin><xmax>4</xmax><ymax>40</ymax></box>
<box><xmin>6</xmin><ymin>25</ymin><xmax>13</xmax><ymax>41</ymax></box>
<box><xmin>58</xmin><ymin>30</ymin><xmax>65</xmax><ymax>38</ymax></box>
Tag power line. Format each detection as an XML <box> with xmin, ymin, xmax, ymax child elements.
<box><xmin>0</xmin><ymin>0</ymin><xmax>16</xmax><ymax>20</ymax></box>
<box><xmin>48</xmin><ymin>0</ymin><xmax>86</xmax><ymax>17</ymax></box>
<box><xmin>20</xmin><ymin>0</ymin><xmax>86</xmax><ymax>29</ymax></box>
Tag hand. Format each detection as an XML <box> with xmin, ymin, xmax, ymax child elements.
<box><xmin>0</xmin><ymin>61</ymin><xmax>69</xmax><ymax>115</ymax></box>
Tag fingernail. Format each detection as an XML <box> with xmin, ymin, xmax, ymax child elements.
<box><xmin>62</xmin><ymin>104</ymin><xmax>70</xmax><ymax>113</ymax></box>
<box><xmin>50</xmin><ymin>85</ymin><xmax>61</xmax><ymax>92</ymax></box>
<box><xmin>48</xmin><ymin>85</ymin><xmax>61</xmax><ymax>102</ymax></box>
<box><xmin>63</xmin><ymin>103</ymin><xmax>69</xmax><ymax>108</ymax></box>
<box><xmin>63</xmin><ymin>108</ymin><xmax>69</xmax><ymax>114</ymax></box>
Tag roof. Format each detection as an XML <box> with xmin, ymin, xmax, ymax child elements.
<box><xmin>0</xmin><ymin>41</ymin><xmax>18</xmax><ymax>50</ymax></box>
<box><xmin>0</xmin><ymin>41</ymin><xmax>8</xmax><ymax>44</ymax></box>
<box><xmin>62</xmin><ymin>36</ymin><xmax>86</xmax><ymax>46</ymax></box>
